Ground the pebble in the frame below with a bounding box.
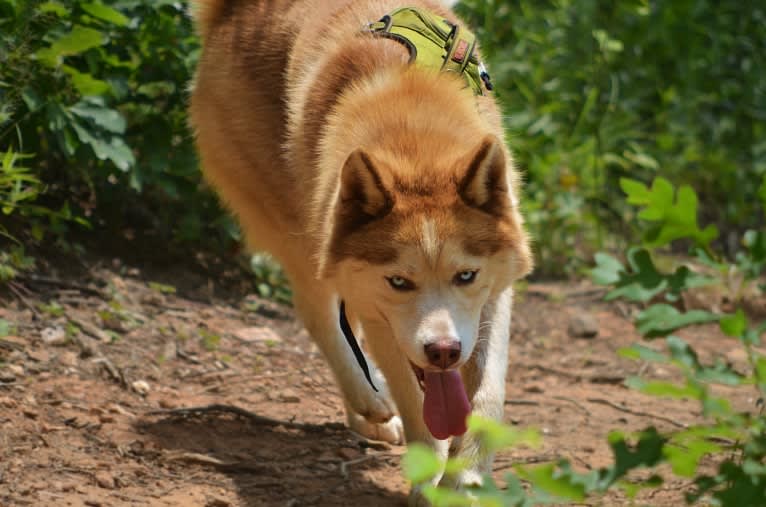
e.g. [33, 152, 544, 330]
[278, 390, 301, 403]
[0, 396, 17, 408]
[59, 351, 79, 367]
[94, 471, 115, 489]
[131, 380, 150, 396]
[567, 313, 599, 338]
[41, 327, 67, 346]
[0, 369, 16, 383]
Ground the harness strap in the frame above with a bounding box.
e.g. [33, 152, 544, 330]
[339, 300, 378, 392]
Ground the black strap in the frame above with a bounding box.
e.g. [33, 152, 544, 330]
[339, 301, 378, 392]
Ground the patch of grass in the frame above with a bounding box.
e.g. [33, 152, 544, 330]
[38, 301, 64, 318]
[148, 282, 176, 295]
[199, 329, 220, 351]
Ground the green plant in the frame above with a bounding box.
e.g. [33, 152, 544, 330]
[250, 254, 292, 305]
[1, 0, 234, 247]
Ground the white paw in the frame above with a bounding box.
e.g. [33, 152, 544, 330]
[347, 413, 404, 445]
[342, 367, 397, 423]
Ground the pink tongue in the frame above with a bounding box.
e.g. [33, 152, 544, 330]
[422, 370, 471, 440]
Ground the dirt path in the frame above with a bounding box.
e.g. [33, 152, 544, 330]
[0, 259, 756, 506]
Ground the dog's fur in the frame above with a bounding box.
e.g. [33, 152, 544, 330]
[189, 0, 532, 499]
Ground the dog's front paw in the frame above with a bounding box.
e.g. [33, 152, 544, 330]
[342, 367, 397, 424]
[347, 413, 404, 444]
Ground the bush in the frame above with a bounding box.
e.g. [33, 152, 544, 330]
[0, 0, 235, 247]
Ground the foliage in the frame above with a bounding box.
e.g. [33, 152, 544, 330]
[405, 177, 765, 505]
[0, 0, 233, 249]
[456, 0, 766, 275]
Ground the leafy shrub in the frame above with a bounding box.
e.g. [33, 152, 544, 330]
[0, 0, 233, 247]
[405, 177, 766, 506]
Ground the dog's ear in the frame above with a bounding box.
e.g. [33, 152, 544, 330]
[339, 149, 393, 218]
[458, 135, 510, 215]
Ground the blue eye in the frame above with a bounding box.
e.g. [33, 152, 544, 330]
[387, 276, 415, 291]
[453, 270, 478, 286]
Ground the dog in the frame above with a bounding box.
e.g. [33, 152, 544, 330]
[189, 0, 532, 501]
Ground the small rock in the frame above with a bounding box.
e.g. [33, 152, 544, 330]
[131, 380, 150, 396]
[99, 413, 116, 424]
[158, 398, 179, 409]
[337, 447, 362, 460]
[233, 326, 282, 344]
[94, 471, 115, 489]
[0, 369, 16, 383]
[0, 396, 17, 408]
[7, 364, 23, 376]
[27, 349, 51, 363]
[41, 327, 67, 346]
[23, 408, 38, 419]
[59, 351, 79, 367]
[205, 498, 231, 507]
[568, 313, 599, 338]
[278, 390, 300, 403]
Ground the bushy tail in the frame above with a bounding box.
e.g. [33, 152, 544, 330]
[190, 0, 226, 38]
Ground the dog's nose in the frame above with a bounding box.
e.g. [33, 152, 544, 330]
[424, 340, 461, 370]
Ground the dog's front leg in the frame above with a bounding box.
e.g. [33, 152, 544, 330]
[442, 286, 513, 490]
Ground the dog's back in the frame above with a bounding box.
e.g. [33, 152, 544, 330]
[189, 0, 476, 256]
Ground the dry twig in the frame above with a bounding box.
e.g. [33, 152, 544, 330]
[586, 397, 686, 428]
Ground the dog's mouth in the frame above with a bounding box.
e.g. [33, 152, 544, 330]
[409, 361, 471, 440]
[410, 361, 426, 391]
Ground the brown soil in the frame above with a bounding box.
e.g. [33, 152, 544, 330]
[0, 256, 761, 507]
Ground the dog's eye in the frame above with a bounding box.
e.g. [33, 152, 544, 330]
[387, 276, 415, 291]
[453, 270, 478, 286]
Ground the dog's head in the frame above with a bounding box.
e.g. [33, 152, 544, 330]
[318, 133, 532, 373]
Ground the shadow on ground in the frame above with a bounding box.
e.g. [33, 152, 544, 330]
[138, 411, 407, 507]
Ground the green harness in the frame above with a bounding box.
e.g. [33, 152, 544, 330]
[364, 7, 493, 96]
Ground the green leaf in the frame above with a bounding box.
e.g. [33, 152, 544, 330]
[70, 102, 126, 134]
[520, 463, 586, 501]
[148, 282, 176, 294]
[0, 318, 10, 337]
[720, 309, 747, 338]
[81, 2, 129, 26]
[21, 88, 43, 113]
[402, 443, 442, 484]
[635, 304, 719, 338]
[620, 178, 651, 204]
[626, 377, 704, 399]
[619, 344, 668, 363]
[62, 65, 111, 95]
[421, 485, 474, 507]
[664, 438, 720, 477]
[69, 116, 135, 171]
[605, 428, 666, 483]
[590, 252, 624, 286]
[37, 26, 104, 62]
[467, 415, 541, 453]
[39, 1, 68, 16]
